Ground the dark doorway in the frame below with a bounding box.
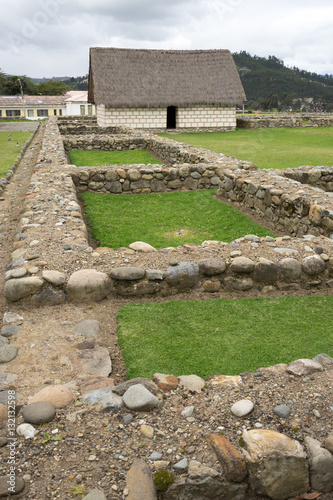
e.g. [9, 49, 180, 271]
[167, 106, 176, 129]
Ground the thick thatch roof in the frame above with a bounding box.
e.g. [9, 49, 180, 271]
[88, 48, 246, 107]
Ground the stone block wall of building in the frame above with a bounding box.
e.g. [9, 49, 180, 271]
[177, 105, 235, 129]
[97, 104, 236, 130]
[97, 105, 167, 128]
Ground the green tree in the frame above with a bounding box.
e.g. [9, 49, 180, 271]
[0, 68, 5, 94]
[264, 92, 279, 110]
[1, 75, 38, 95]
[37, 80, 71, 95]
[279, 92, 295, 111]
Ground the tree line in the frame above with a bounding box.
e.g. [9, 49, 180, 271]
[0, 70, 89, 96]
[233, 51, 333, 112]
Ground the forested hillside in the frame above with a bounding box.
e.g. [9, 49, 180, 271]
[233, 51, 333, 111]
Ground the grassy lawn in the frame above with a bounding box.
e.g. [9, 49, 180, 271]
[69, 149, 162, 166]
[117, 295, 333, 379]
[160, 127, 333, 169]
[81, 189, 275, 249]
[0, 132, 32, 177]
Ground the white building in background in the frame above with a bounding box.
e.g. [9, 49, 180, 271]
[88, 47, 246, 130]
[0, 91, 96, 120]
[63, 91, 96, 116]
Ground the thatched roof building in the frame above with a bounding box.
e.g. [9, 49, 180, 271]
[88, 47, 245, 107]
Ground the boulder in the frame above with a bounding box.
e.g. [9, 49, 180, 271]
[152, 373, 179, 391]
[83, 388, 123, 412]
[280, 258, 302, 280]
[112, 378, 161, 397]
[253, 260, 278, 282]
[207, 433, 247, 482]
[126, 459, 157, 500]
[33, 287, 66, 305]
[115, 281, 159, 296]
[188, 460, 219, 480]
[129, 241, 157, 253]
[73, 320, 101, 338]
[109, 267, 145, 280]
[178, 375, 205, 393]
[313, 353, 333, 367]
[28, 385, 74, 408]
[22, 402, 56, 424]
[165, 476, 247, 500]
[0, 475, 25, 497]
[205, 375, 242, 389]
[231, 400, 254, 417]
[82, 489, 107, 500]
[0, 345, 19, 363]
[227, 277, 254, 291]
[165, 262, 199, 289]
[42, 270, 66, 285]
[230, 257, 255, 274]
[286, 358, 323, 376]
[242, 429, 309, 499]
[79, 375, 115, 395]
[305, 436, 333, 492]
[198, 258, 227, 276]
[302, 255, 325, 275]
[4, 277, 44, 301]
[3, 312, 23, 325]
[70, 347, 112, 377]
[66, 269, 112, 302]
[122, 384, 159, 411]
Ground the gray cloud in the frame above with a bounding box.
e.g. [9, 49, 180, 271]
[0, 0, 332, 77]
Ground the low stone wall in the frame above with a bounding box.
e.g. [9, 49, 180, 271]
[237, 113, 333, 129]
[62, 132, 255, 169]
[0, 122, 41, 196]
[72, 164, 222, 194]
[282, 165, 333, 192]
[219, 167, 333, 238]
[3, 116, 333, 305]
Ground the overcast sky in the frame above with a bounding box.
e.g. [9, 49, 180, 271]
[1, 0, 332, 78]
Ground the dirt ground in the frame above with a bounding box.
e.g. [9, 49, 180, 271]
[0, 123, 332, 500]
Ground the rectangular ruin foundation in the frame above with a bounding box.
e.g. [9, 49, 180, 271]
[3, 116, 333, 305]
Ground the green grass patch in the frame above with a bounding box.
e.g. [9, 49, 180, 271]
[160, 127, 333, 169]
[117, 295, 333, 379]
[69, 149, 162, 166]
[0, 119, 30, 122]
[81, 189, 275, 249]
[0, 132, 32, 177]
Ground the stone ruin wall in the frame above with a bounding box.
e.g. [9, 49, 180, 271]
[237, 112, 333, 129]
[3, 116, 333, 305]
[2, 117, 333, 500]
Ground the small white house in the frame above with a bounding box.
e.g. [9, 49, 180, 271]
[88, 47, 246, 130]
[63, 91, 96, 116]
